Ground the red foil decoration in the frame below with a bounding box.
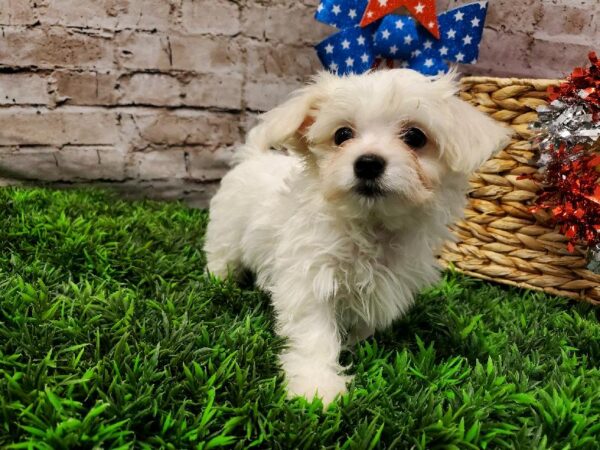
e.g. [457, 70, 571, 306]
[532, 144, 600, 252]
[548, 51, 600, 121]
[532, 52, 600, 254]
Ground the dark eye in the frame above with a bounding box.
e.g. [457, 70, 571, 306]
[334, 127, 354, 145]
[401, 127, 427, 149]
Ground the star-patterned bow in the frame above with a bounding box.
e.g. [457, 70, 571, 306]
[315, 0, 376, 73]
[360, 0, 439, 39]
[315, 0, 488, 76]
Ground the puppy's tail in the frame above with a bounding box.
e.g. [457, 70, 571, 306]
[245, 120, 272, 153]
[233, 80, 324, 164]
[228, 116, 277, 166]
[230, 120, 287, 165]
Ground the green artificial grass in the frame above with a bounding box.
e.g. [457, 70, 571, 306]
[1, 187, 600, 449]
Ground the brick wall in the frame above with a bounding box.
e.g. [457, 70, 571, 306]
[0, 0, 597, 206]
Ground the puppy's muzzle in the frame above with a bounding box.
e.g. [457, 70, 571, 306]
[354, 154, 386, 197]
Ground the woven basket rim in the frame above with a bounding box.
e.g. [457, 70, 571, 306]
[445, 74, 600, 304]
[460, 75, 562, 88]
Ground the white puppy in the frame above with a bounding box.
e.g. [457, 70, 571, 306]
[204, 69, 511, 404]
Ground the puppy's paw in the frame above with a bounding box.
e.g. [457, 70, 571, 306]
[206, 261, 229, 279]
[286, 371, 352, 406]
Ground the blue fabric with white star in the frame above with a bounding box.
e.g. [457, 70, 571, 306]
[315, 0, 368, 29]
[314, 0, 488, 76]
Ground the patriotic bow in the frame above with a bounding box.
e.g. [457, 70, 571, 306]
[315, 0, 488, 76]
[360, 0, 440, 39]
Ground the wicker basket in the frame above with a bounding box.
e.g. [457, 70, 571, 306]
[439, 76, 600, 305]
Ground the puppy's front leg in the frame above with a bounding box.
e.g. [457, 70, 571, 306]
[273, 278, 349, 405]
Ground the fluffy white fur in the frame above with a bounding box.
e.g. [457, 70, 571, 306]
[204, 69, 511, 405]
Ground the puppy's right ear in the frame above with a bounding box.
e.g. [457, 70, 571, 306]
[246, 76, 329, 153]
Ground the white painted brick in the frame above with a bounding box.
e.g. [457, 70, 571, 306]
[114, 31, 172, 71]
[0, 27, 114, 69]
[36, 0, 120, 29]
[187, 145, 235, 181]
[127, 150, 187, 179]
[244, 40, 322, 81]
[119, 73, 182, 106]
[530, 38, 593, 79]
[169, 35, 242, 73]
[0, 109, 119, 146]
[117, 72, 243, 109]
[0, 0, 37, 25]
[50, 70, 119, 105]
[240, 112, 260, 136]
[35, 0, 179, 30]
[126, 110, 241, 147]
[115, 0, 181, 30]
[96, 147, 128, 180]
[535, 3, 598, 46]
[0, 149, 61, 181]
[244, 79, 301, 112]
[0, 73, 50, 105]
[182, 0, 240, 35]
[264, 4, 330, 45]
[0, 145, 126, 181]
[184, 73, 243, 109]
[56, 145, 127, 180]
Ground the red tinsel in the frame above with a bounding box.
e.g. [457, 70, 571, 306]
[548, 51, 600, 121]
[532, 143, 600, 253]
[532, 52, 600, 254]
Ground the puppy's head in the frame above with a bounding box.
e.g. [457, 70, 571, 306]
[248, 69, 512, 220]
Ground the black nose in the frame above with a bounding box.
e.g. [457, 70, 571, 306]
[354, 154, 386, 180]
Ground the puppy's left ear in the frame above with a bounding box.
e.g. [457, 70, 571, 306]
[443, 95, 513, 174]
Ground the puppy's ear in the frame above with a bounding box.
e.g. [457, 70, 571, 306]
[443, 95, 513, 173]
[246, 78, 327, 153]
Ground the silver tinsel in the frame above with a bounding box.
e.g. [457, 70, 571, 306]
[530, 97, 600, 274]
[530, 98, 600, 169]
